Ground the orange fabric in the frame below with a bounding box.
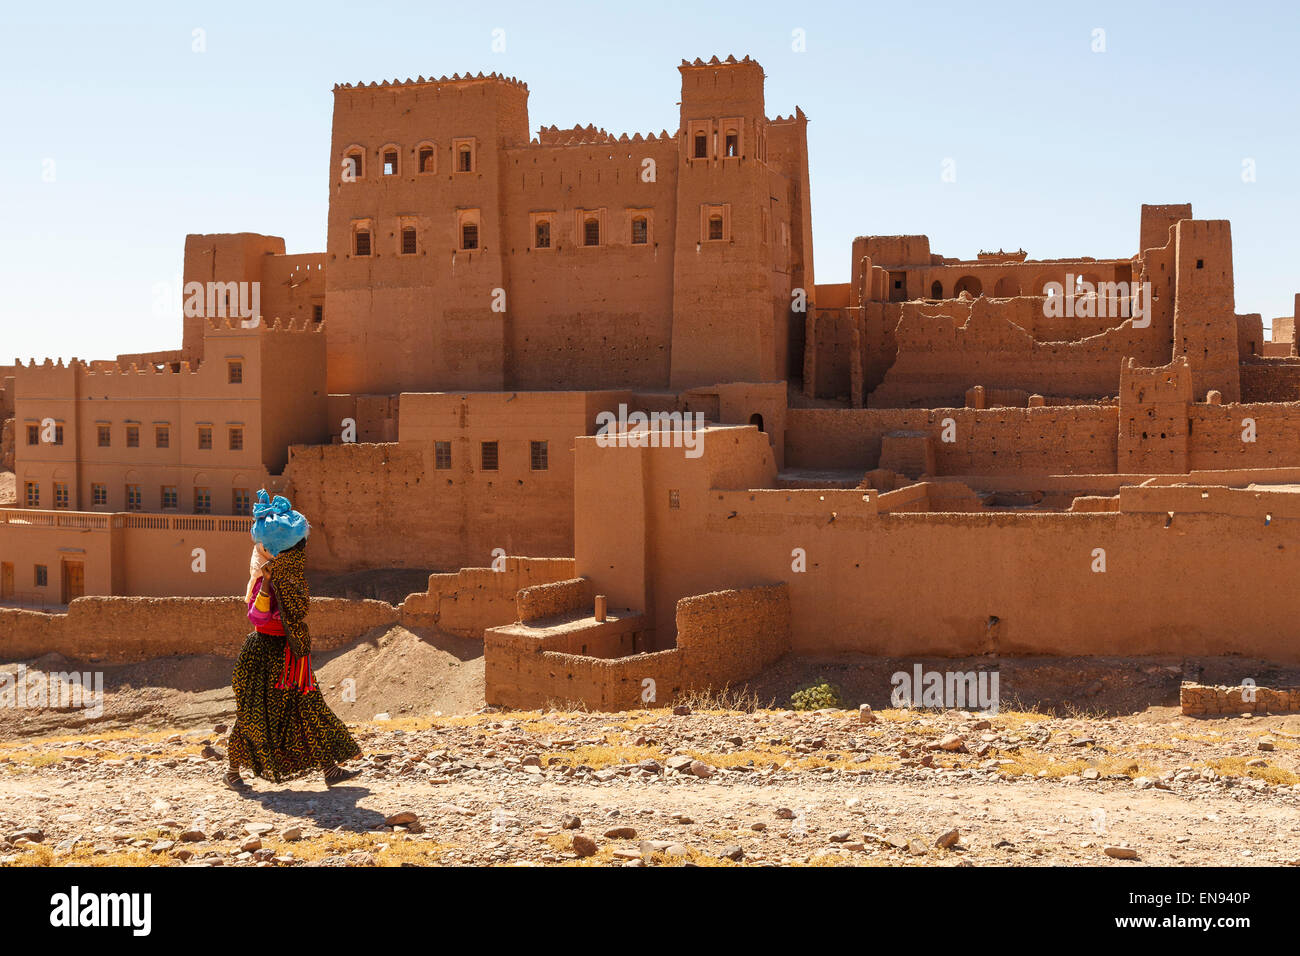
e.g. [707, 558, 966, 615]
[274, 643, 318, 693]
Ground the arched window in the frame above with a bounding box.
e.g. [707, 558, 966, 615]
[457, 144, 473, 172]
[417, 144, 435, 174]
[583, 217, 600, 246]
[382, 147, 399, 176]
[461, 222, 479, 250]
[749, 412, 764, 433]
[725, 129, 739, 157]
[953, 275, 983, 297]
[930, 280, 943, 298]
[342, 148, 364, 181]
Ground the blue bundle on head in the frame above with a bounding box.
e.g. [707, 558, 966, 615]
[250, 489, 310, 556]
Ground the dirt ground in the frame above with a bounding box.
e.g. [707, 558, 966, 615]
[0, 628, 1298, 867]
[0, 704, 1297, 868]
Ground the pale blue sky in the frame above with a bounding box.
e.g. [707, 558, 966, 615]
[2, 0, 1297, 363]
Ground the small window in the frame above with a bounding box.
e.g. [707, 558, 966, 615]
[694, 133, 707, 158]
[53, 424, 64, 446]
[156, 425, 169, 448]
[461, 222, 478, 250]
[344, 151, 363, 180]
[530, 440, 548, 471]
[354, 230, 371, 257]
[34, 565, 48, 588]
[708, 215, 723, 241]
[480, 440, 499, 471]
[434, 441, 452, 470]
[418, 146, 435, 173]
[725, 129, 738, 157]
[1196, 259, 1204, 269]
[312, 304, 323, 323]
[198, 426, 213, 450]
[23, 482, 39, 507]
[584, 217, 600, 247]
[193, 487, 211, 515]
[25, 424, 38, 445]
[383, 149, 398, 175]
[125, 484, 142, 512]
[535, 220, 551, 249]
[53, 482, 69, 509]
[668, 489, 680, 509]
[233, 488, 251, 515]
[161, 486, 178, 510]
[126, 424, 139, 448]
[228, 360, 243, 384]
[91, 483, 107, 506]
[97, 424, 111, 448]
[229, 426, 243, 451]
[402, 226, 418, 255]
[631, 216, 648, 245]
[458, 144, 473, 172]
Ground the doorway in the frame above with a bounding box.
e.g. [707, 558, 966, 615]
[61, 560, 84, 604]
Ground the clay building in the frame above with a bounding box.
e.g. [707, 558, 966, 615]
[5, 56, 1300, 712]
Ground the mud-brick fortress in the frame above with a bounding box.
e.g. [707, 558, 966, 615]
[4, 55, 1300, 709]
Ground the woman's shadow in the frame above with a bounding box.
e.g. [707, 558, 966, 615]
[236, 782, 388, 834]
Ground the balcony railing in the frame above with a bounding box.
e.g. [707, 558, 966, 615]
[0, 508, 253, 533]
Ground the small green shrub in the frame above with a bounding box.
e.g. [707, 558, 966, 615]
[789, 679, 844, 711]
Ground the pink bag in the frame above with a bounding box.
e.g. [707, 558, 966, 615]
[247, 577, 283, 633]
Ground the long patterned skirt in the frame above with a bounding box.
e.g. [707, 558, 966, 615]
[226, 631, 362, 782]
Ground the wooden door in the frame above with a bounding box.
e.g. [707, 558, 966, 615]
[0, 563, 12, 600]
[61, 561, 84, 603]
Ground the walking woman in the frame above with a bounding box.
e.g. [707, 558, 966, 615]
[224, 490, 362, 790]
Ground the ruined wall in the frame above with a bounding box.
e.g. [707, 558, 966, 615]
[785, 406, 1118, 475]
[1240, 361, 1300, 403]
[1188, 401, 1300, 471]
[0, 596, 397, 663]
[868, 305, 1161, 408]
[400, 557, 577, 637]
[516, 576, 593, 622]
[1180, 682, 1300, 716]
[484, 583, 789, 709]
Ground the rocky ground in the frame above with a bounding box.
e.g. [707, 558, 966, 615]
[1, 702, 1298, 867]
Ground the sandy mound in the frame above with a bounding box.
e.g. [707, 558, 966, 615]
[315, 625, 484, 721]
[0, 625, 485, 738]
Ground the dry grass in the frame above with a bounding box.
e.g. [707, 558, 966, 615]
[1203, 757, 1299, 786]
[994, 749, 1162, 780]
[3, 842, 176, 867]
[675, 684, 773, 713]
[541, 743, 662, 769]
[260, 831, 450, 865]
